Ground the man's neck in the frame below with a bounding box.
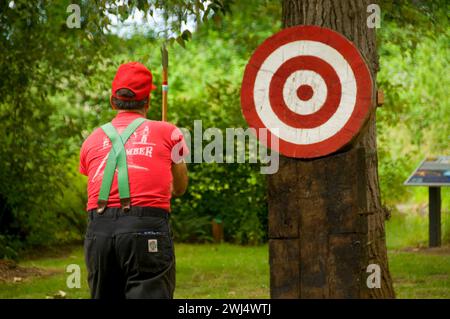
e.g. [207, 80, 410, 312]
[118, 109, 146, 116]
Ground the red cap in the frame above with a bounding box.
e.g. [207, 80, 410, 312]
[111, 62, 157, 100]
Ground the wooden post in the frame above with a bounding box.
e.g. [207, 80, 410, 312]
[269, 0, 395, 298]
[376, 90, 384, 107]
[269, 147, 369, 298]
[212, 219, 224, 243]
[428, 187, 441, 247]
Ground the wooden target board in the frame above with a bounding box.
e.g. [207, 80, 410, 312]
[241, 25, 373, 158]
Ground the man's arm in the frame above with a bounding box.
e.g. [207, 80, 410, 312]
[171, 161, 188, 197]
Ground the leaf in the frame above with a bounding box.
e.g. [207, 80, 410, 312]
[181, 29, 192, 41]
[176, 36, 186, 48]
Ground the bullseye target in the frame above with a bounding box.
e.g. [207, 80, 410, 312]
[240, 25, 373, 158]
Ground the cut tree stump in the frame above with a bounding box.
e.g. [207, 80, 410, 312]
[269, 147, 371, 298]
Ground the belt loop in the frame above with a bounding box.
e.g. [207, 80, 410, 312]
[97, 200, 107, 214]
[120, 198, 131, 213]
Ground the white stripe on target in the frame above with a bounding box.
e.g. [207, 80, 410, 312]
[254, 40, 357, 145]
[283, 70, 328, 115]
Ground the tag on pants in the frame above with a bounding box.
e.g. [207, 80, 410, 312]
[148, 239, 158, 252]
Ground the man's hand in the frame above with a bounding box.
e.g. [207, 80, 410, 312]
[171, 161, 188, 197]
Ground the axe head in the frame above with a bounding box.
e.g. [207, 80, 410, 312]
[161, 44, 168, 69]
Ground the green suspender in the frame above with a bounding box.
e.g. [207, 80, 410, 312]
[97, 117, 146, 213]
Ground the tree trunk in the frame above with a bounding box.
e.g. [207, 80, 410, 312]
[269, 0, 395, 298]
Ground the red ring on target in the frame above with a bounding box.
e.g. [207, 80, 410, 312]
[240, 25, 373, 158]
[269, 55, 342, 129]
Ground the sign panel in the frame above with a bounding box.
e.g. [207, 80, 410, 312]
[404, 156, 450, 186]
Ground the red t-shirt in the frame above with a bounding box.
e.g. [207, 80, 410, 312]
[79, 112, 189, 212]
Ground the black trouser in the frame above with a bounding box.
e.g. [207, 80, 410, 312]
[84, 206, 175, 299]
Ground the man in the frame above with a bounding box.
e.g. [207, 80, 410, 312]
[79, 62, 189, 299]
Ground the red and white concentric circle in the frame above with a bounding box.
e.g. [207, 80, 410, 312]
[241, 25, 373, 158]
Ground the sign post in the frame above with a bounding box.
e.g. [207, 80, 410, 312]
[404, 156, 450, 247]
[429, 187, 441, 247]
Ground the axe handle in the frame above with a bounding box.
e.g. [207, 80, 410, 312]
[162, 68, 168, 121]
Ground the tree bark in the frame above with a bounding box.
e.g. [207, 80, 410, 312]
[269, 0, 395, 298]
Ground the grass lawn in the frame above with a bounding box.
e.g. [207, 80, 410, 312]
[0, 242, 449, 299]
[388, 249, 450, 299]
[0, 243, 269, 299]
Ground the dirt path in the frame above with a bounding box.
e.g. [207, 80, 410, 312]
[0, 259, 59, 283]
[0, 244, 78, 283]
[395, 245, 450, 255]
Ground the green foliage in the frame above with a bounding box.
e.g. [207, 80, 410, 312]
[377, 15, 449, 203]
[104, 0, 233, 47]
[0, 0, 448, 256]
[170, 215, 212, 243]
[0, 0, 111, 257]
[380, 0, 448, 46]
